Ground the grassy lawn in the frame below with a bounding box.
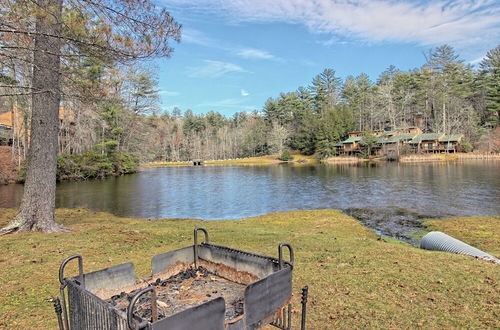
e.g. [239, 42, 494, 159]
[0, 209, 498, 329]
[424, 216, 500, 256]
[143, 154, 317, 167]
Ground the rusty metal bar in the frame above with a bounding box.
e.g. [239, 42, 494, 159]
[287, 303, 292, 330]
[270, 303, 292, 330]
[151, 286, 158, 323]
[58, 255, 84, 330]
[278, 242, 294, 270]
[193, 227, 209, 268]
[300, 286, 309, 330]
[127, 286, 157, 330]
[53, 298, 64, 330]
[59, 254, 84, 287]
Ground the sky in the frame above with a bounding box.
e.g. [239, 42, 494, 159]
[153, 0, 500, 116]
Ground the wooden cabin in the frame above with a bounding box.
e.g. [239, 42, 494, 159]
[410, 133, 444, 152]
[341, 137, 363, 154]
[0, 106, 14, 146]
[379, 133, 418, 155]
[336, 128, 465, 157]
[438, 134, 464, 152]
[0, 104, 73, 147]
[348, 131, 363, 138]
[400, 126, 422, 135]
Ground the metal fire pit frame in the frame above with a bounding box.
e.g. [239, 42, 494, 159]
[55, 227, 309, 330]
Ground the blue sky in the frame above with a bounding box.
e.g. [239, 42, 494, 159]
[154, 0, 500, 116]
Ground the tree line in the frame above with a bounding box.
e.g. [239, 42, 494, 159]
[2, 44, 499, 166]
[137, 44, 500, 161]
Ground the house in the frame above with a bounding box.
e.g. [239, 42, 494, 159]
[0, 104, 73, 146]
[438, 134, 464, 152]
[409, 133, 444, 152]
[347, 131, 363, 138]
[340, 137, 363, 155]
[379, 133, 419, 155]
[0, 123, 12, 145]
[400, 126, 422, 134]
[0, 106, 14, 145]
[336, 126, 464, 157]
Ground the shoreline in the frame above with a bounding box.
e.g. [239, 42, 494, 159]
[399, 152, 500, 163]
[144, 153, 500, 168]
[143, 154, 317, 167]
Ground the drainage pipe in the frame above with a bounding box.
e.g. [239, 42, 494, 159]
[420, 231, 499, 264]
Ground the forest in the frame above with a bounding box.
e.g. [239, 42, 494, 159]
[1, 12, 499, 166]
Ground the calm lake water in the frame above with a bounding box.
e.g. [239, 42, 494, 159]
[1, 161, 499, 222]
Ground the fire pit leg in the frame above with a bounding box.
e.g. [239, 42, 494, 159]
[53, 298, 64, 330]
[193, 227, 209, 268]
[278, 242, 294, 270]
[300, 286, 309, 330]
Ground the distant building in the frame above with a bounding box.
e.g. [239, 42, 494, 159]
[0, 102, 14, 145]
[409, 133, 444, 152]
[336, 126, 464, 156]
[0, 103, 74, 146]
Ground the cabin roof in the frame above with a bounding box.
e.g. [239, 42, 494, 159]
[440, 134, 463, 142]
[378, 133, 417, 144]
[342, 137, 362, 143]
[397, 134, 418, 142]
[410, 133, 443, 143]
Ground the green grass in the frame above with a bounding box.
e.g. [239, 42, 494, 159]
[143, 154, 318, 167]
[424, 216, 500, 256]
[143, 161, 191, 167]
[0, 209, 498, 329]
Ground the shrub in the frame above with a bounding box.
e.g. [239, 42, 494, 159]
[460, 139, 473, 153]
[18, 149, 139, 183]
[278, 149, 292, 161]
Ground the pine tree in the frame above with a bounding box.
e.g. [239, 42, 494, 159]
[0, 0, 181, 234]
[479, 46, 500, 126]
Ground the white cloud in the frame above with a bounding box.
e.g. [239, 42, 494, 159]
[181, 29, 281, 62]
[237, 48, 275, 60]
[187, 60, 248, 78]
[164, 0, 500, 54]
[469, 56, 486, 65]
[158, 90, 180, 97]
[182, 28, 215, 47]
[241, 89, 249, 96]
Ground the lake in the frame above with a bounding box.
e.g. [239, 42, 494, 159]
[1, 161, 498, 241]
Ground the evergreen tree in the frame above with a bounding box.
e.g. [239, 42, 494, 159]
[479, 46, 500, 126]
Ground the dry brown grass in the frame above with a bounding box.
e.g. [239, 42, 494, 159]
[400, 153, 500, 163]
[0, 209, 498, 329]
[424, 216, 500, 257]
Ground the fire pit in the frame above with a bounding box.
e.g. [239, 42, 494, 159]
[55, 228, 309, 330]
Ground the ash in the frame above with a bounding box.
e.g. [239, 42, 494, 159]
[106, 266, 245, 321]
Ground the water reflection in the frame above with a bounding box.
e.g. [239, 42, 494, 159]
[0, 161, 498, 219]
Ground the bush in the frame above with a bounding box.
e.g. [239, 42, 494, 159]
[41, 149, 138, 182]
[460, 139, 473, 153]
[278, 149, 292, 161]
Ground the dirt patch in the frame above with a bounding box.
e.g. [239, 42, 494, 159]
[0, 146, 18, 184]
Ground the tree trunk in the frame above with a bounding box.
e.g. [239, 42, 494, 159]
[442, 102, 446, 134]
[1, 0, 66, 234]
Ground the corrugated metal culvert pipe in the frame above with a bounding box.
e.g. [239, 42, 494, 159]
[420, 231, 499, 264]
